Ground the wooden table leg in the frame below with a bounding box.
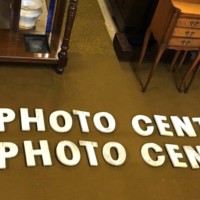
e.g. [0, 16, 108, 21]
[184, 62, 200, 93]
[139, 28, 151, 64]
[142, 45, 165, 92]
[57, 0, 79, 74]
[175, 51, 187, 72]
[178, 51, 200, 92]
[169, 50, 181, 71]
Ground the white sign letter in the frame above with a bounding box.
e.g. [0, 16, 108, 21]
[49, 111, 72, 133]
[56, 141, 80, 166]
[165, 144, 187, 168]
[0, 142, 18, 169]
[93, 112, 116, 133]
[102, 142, 126, 166]
[20, 108, 45, 131]
[23, 140, 52, 167]
[72, 110, 90, 133]
[154, 115, 173, 136]
[132, 115, 154, 136]
[79, 140, 98, 166]
[170, 116, 197, 137]
[141, 143, 165, 167]
[0, 108, 15, 132]
[183, 146, 200, 169]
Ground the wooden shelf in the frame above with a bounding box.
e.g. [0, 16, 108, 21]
[0, 0, 79, 73]
[0, 30, 61, 64]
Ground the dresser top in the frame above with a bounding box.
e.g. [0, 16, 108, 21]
[172, 1, 200, 15]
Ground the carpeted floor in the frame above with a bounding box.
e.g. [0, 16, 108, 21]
[0, 0, 200, 200]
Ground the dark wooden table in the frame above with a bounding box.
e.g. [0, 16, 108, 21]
[0, 0, 79, 73]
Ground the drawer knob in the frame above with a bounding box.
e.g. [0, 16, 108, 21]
[185, 31, 195, 36]
[190, 21, 200, 27]
[181, 40, 191, 46]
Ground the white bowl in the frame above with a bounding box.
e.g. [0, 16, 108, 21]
[19, 9, 42, 29]
[21, 0, 43, 10]
[19, 0, 43, 29]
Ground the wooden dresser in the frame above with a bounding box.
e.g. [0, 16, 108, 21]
[139, 0, 200, 92]
[170, 1, 200, 49]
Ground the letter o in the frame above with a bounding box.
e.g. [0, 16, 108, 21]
[56, 141, 81, 166]
[49, 111, 73, 133]
[93, 112, 116, 133]
[102, 142, 126, 166]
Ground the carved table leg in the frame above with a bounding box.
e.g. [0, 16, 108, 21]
[184, 62, 200, 93]
[57, 0, 79, 74]
[178, 51, 200, 92]
[139, 28, 151, 64]
[175, 51, 187, 72]
[169, 50, 181, 72]
[142, 45, 165, 92]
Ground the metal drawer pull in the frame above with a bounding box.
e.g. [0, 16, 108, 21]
[185, 31, 195, 36]
[190, 21, 200, 27]
[181, 40, 191, 46]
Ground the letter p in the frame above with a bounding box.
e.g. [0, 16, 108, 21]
[0, 142, 18, 169]
[0, 109, 15, 132]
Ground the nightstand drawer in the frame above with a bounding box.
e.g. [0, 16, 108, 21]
[172, 27, 200, 38]
[168, 37, 200, 47]
[176, 18, 200, 28]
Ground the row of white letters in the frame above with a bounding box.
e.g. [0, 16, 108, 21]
[1, 140, 200, 169]
[0, 140, 126, 169]
[0, 108, 200, 136]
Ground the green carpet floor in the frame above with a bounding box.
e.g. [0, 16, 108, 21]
[0, 0, 200, 200]
[69, 0, 114, 56]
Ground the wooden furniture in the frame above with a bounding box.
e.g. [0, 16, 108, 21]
[0, 0, 79, 73]
[108, 0, 158, 32]
[139, 0, 200, 92]
[179, 51, 200, 92]
[108, 0, 158, 61]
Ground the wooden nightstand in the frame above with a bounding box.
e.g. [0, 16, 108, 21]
[139, 0, 200, 92]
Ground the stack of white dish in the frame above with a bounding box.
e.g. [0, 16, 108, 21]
[19, 0, 43, 29]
